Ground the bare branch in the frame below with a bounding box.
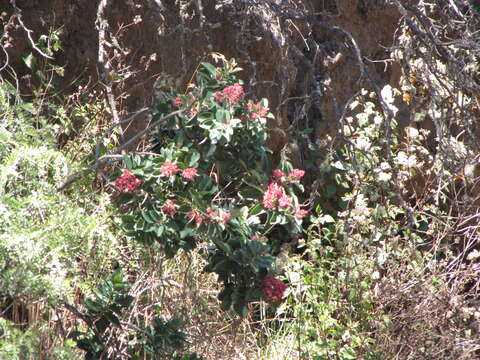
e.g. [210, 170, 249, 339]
[9, 0, 55, 60]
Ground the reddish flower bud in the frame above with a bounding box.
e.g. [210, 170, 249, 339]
[263, 276, 287, 302]
[187, 209, 203, 226]
[295, 206, 309, 219]
[162, 200, 177, 217]
[172, 96, 183, 107]
[272, 169, 285, 180]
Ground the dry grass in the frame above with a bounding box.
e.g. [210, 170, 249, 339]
[374, 246, 480, 359]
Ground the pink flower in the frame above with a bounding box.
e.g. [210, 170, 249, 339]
[206, 207, 231, 224]
[189, 108, 198, 117]
[162, 200, 177, 217]
[206, 206, 218, 217]
[216, 83, 244, 106]
[187, 209, 203, 226]
[246, 101, 269, 120]
[172, 96, 183, 107]
[257, 103, 269, 117]
[219, 210, 231, 224]
[262, 182, 291, 210]
[289, 168, 305, 181]
[160, 162, 180, 177]
[278, 194, 291, 208]
[272, 169, 285, 181]
[115, 170, 142, 192]
[295, 206, 309, 219]
[247, 101, 269, 120]
[181, 167, 197, 181]
[263, 276, 287, 302]
[252, 234, 267, 242]
[214, 91, 224, 104]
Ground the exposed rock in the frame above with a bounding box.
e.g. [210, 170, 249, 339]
[1, 0, 402, 153]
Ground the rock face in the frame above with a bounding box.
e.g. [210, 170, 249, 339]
[0, 0, 400, 148]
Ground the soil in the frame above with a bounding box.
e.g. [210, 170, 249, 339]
[0, 0, 402, 152]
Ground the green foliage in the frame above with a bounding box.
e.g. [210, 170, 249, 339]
[0, 79, 118, 304]
[0, 55, 118, 357]
[70, 270, 133, 358]
[71, 270, 190, 359]
[0, 319, 80, 360]
[280, 226, 378, 360]
[264, 86, 442, 359]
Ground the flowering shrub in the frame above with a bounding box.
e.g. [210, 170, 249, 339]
[114, 56, 307, 316]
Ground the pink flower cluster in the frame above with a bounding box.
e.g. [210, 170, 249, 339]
[187, 209, 204, 226]
[214, 83, 244, 106]
[181, 167, 197, 181]
[246, 101, 269, 120]
[295, 206, 309, 219]
[206, 207, 231, 224]
[262, 182, 291, 209]
[159, 162, 180, 177]
[162, 200, 177, 217]
[115, 170, 142, 192]
[289, 168, 305, 181]
[272, 169, 285, 181]
[272, 168, 305, 182]
[172, 96, 183, 107]
[159, 162, 197, 181]
[252, 234, 267, 242]
[263, 276, 287, 302]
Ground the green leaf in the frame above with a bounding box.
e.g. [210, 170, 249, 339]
[215, 107, 226, 123]
[22, 53, 37, 71]
[233, 294, 248, 318]
[251, 255, 274, 273]
[19, 102, 36, 114]
[123, 154, 133, 169]
[325, 184, 337, 198]
[220, 296, 232, 312]
[111, 269, 124, 284]
[84, 299, 101, 314]
[116, 295, 134, 308]
[249, 204, 263, 216]
[201, 62, 217, 77]
[212, 259, 230, 274]
[332, 161, 345, 170]
[218, 287, 233, 302]
[141, 211, 155, 223]
[105, 312, 121, 327]
[247, 240, 268, 255]
[214, 240, 232, 255]
[155, 225, 165, 237]
[180, 227, 194, 239]
[245, 287, 263, 302]
[188, 152, 200, 167]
